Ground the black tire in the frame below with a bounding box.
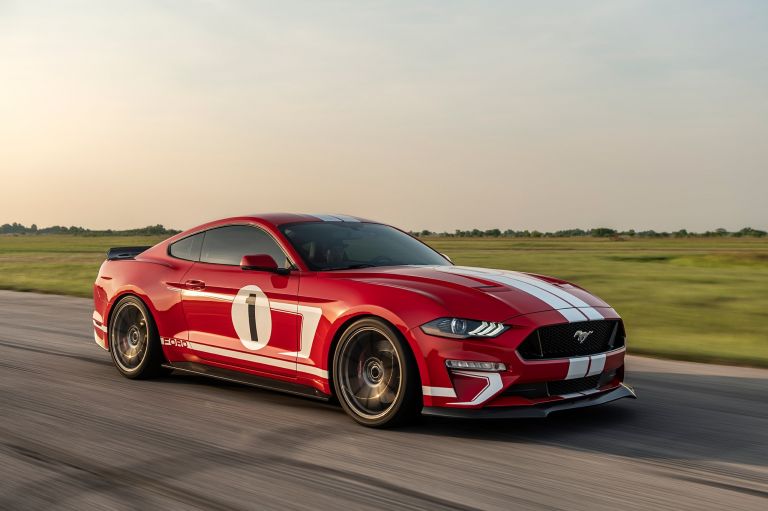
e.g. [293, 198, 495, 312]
[332, 318, 421, 427]
[109, 296, 167, 379]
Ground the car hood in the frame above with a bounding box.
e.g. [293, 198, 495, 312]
[328, 265, 611, 321]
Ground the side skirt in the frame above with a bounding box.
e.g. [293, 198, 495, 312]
[162, 361, 331, 401]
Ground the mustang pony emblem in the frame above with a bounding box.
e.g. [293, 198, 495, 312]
[573, 330, 594, 343]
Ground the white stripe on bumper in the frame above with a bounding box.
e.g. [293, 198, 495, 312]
[422, 386, 457, 398]
[448, 371, 503, 405]
[586, 353, 606, 376]
[566, 353, 611, 379]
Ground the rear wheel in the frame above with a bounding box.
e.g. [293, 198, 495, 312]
[333, 318, 421, 427]
[109, 296, 167, 379]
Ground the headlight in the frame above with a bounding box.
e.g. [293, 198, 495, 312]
[420, 318, 508, 339]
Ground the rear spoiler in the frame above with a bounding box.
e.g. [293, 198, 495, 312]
[106, 246, 151, 261]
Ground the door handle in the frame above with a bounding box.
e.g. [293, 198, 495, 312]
[184, 279, 206, 290]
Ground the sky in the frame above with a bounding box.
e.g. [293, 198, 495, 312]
[1, 0, 767, 232]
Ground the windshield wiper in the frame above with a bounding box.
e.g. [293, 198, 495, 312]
[324, 263, 377, 271]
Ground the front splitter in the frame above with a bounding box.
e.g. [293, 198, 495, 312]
[422, 383, 636, 419]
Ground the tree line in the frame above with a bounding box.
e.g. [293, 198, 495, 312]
[412, 227, 767, 238]
[2, 222, 765, 238]
[0, 222, 180, 236]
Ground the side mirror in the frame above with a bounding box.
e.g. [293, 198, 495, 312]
[441, 253, 453, 264]
[240, 254, 290, 275]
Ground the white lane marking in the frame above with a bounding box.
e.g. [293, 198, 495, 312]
[92, 319, 107, 333]
[587, 353, 606, 376]
[566, 357, 590, 379]
[448, 371, 503, 405]
[187, 341, 328, 379]
[422, 386, 457, 398]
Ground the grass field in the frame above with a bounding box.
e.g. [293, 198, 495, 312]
[1, 234, 767, 367]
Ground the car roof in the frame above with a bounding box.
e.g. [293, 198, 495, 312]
[209, 213, 376, 228]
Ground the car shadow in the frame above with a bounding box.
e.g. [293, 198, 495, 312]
[407, 371, 768, 470]
[155, 367, 767, 469]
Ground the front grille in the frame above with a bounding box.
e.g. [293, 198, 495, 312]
[547, 375, 600, 395]
[517, 320, 624, 360]
[503, 375, 602, 399]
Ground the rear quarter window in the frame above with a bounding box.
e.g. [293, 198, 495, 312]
[169, 232, 204, 261]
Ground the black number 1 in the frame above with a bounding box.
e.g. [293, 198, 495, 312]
[246, 293, 258, 342]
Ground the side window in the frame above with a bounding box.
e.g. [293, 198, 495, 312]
[169, 232, 204, 261]
[200, 225, 289, 267]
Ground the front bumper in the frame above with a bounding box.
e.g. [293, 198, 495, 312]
[409, 308, 629, 410]
[422, 383, 636, 418]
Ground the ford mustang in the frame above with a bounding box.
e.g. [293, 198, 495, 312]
[93, 213, 635, 427]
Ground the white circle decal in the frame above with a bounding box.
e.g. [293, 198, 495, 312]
[231, 285, 272, 350]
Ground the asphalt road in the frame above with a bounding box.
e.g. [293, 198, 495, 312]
[0, 290, 765, 510]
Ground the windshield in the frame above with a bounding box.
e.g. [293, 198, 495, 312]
[279, 222, 450, 271]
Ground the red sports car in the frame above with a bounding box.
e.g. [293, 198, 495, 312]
[93, 214, 635, 427]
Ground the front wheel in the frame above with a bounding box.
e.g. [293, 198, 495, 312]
[333, 318, 421, 427]
[109, 296, 167, 379]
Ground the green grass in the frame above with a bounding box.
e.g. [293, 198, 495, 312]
[427, 237, 768, 367]
[0, 235, 168, 297]
[1, 234, 767, 367]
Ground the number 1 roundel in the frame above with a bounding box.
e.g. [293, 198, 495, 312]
[231, 285, 272, 350]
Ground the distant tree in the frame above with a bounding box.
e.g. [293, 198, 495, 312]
[590, 227, 617, 237]
[735, 227, 767, 237]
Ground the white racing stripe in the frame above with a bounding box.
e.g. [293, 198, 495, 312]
[438, 267, 605, 323]
[181, 289, 233, 302]
[277, 304, 324, 359]
[187, 341, 328, 379]
[422, 386, 457, 398]
[586, 353, 606, 376]
[560, 308, 590, 322]
[311, 214, 344, 222]
[178, 289, 324, 364]
[566, 353, 610, 379]
[500, 271, 605, 321]
[566, 357, 590, 380]
[310, 213, 360, 222]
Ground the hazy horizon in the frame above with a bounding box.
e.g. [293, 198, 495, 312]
[2, 1, 767, 233]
